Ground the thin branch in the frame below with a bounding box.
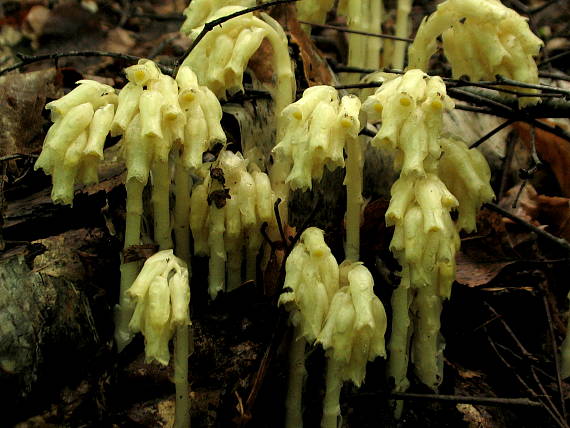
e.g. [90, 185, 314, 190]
[539, 50, 570, 67]
[528, 0, 562, 14]
[529, 119, 570, 144]
[470, 119, 515, 149]
[483, 202, 570, 253]
[352, 391, 542, 407]
[359, 127, 377, 138]
[332, 82, 386, 91]
[452, 79, 565, 99]
[453, 104, 497, 115]
[389, 392, 542, 408]
[484, 301, 538, 361]
[298, 21, 414, 42]
[0, 154, 38, 162]
[174, 0, 298, 74]
[539, 72, 570, 82]
[485, 332, 568, 428]
[448, 88, 570, 143]
[499, 133, 517, 201]
[274, 198, 287, 248]
[447, 87, 515, 115]
[0, 50, 172, 76]
[539, 282, 568, 420]
[530, 366, 569, 428]
[512, 180, 528, 209]
[494, 75, 570, 97]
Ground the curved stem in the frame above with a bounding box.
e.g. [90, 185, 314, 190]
[174, 154, 192, 266]
[285, 323, 307, 428]
[152, 160, 173, 250]
[321, 357, 343, 428]
[174, 324, 191, 428]
[393, 0, 412, 70]
[115, 179, 145, 352]
[387, 284, 412, 419]
[344, 136, 363, 261]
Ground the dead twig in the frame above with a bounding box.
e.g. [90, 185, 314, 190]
[470, 119, 516, 149]
[484, 202, 570, 253]
[486, 331, 568, 428]
[484, 301, 538, 361]
[498, 132, 517, 201]
[387, 392, 542, 408]
[539, 281, 568, 421]
[298, 21, 414, 42]
[0, 51, 172, 76]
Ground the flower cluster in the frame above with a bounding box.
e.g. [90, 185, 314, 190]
[191, 150, 275, 298]
[34, 80, 117, 205]
[127, 250, 190, 365]
[273, 86, 362, 190]
[180, 2, 295, 115]
[278, 227, 340, 341]
[363, 69, 493, 393]
[318, 261, 387, 386]
[408, 0, 543, 105]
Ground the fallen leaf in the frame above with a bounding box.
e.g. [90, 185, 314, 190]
[280, 5, 336, 86]
[22, 5, 51, 47]
[456, 251, 515, 288]
[513, 121, 570, 197]
[104, 27, 136, 53]
[535, 194, 570, 241]
[502, 184, 570, 242]
[0, 68, 62, 157]
[456, 403, 500, 428]
[499, 184, 539, 224]
[269, 4, 336, 87]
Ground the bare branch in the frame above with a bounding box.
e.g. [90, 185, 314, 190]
[298, 21, 414, 42]
[0, 50, 172, 76]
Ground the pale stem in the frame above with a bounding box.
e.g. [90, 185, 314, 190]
[174, 323, 190, 428]
[257, 19, 295, 122]
[387, 284, 412, 419]
[246, 228, 263, 282]
[114, 178, 144, 352]
[152, 160, 173, 250]
[226, 244, 242, 293]
[208, 204, 226, 299]
[174, 155, 192, 267]
[366, 0, 383, 69]
[285, 323, 307, 428]
[343, 0, 368, 85]
[344, 136, 363, 261]
[411, 281, 443, 390]
[393, 0, 412, 70]
[321, 357, 343, 428]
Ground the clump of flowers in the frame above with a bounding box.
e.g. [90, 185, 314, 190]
[407, 0, 543, 105]
[363, 69, 494, 416]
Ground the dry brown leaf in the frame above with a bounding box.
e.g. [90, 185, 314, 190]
[456, 251, 514, 288]
[272, 4, 335, 87]
[502, 184, 570, 242]
[499, 184, 539, 224]
[0, 68, 61, 157]
[22, 5, 51, 46]
[104, 27, 136, 53]
[535, 194, 570, 241]
[513, 121, 570, 197]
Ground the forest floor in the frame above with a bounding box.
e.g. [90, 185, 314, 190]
[1, 0, 570, 427]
